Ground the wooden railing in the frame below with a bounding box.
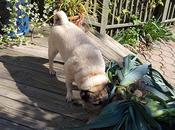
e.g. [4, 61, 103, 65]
[85, 0, 175, 36]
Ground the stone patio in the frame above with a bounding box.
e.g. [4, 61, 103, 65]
[139, 40, 175, 86]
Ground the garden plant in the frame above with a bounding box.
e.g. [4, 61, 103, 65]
[113, 20, 174, 51]
[74, 54, 175, 130]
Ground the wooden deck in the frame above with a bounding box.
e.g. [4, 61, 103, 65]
[0, 32, 131, 130]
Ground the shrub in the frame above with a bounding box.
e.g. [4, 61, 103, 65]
[113, 20, 173, 47]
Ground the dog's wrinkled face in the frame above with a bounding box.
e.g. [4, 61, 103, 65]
[80, 83, 109, 105]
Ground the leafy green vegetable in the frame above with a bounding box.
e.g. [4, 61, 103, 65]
[73, 54, 175, 130]
[74, 101, 161, 130]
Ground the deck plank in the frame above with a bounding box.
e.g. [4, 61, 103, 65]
[0, 78, 88, 120]
[0, 49, 65, 80]
[0, 62, 66, 94]
[0, 118, 34, 130]
[0, 95, 83, 130]
[10, 45, 63, 63]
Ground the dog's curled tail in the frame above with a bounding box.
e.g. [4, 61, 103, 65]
[54, 11, 69, 25]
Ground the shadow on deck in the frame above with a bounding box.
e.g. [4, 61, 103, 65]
[0, 32, 131, 130]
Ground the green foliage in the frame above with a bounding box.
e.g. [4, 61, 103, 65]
[43, 0, 56, 23]
[29, 2, 43, 30]
[106, 55, 148, 86]
[58, 0, 90, 17]
[75, 54, 175, 130]
[75, 100, 161, 130]
[171, 33, 175, 42]
[113, 27, 140, 45]
[113, 20, 173, 46]
[143, 21, 172, 42]
[29, 0, 56, 34]
[147, 99, 175, 124]
[0, 0, 57, 48]
[152, 0, 164, 6]
[0, 0, 29, 48]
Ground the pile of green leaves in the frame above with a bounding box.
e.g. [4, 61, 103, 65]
[113, 20, 173, 46]
[74, 54, 175, 130]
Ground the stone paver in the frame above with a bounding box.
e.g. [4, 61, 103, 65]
[150, 49, 162, 55]
[161, 51, 173, 58]
[149, 60, 162, 69]
[139, 40, 175, 86]
[150, 55, 163, 62]
[162, 64, 175, 71]
[162, 68, 175, 79]
[161, 45, 172, 52]
[161, 56, 174, 64]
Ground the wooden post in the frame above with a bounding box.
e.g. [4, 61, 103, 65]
[162, 0, 170, 22]
[100, 0, 109, 36]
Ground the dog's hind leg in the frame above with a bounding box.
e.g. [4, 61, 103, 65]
[48, 44, 58, 75]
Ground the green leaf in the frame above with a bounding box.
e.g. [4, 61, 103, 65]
[73, 101, 125, 129]
[113, 115, 127, 130]
[18, 5, 23, 10]
[133, 102, 161, 130]
[122, 54, 141, 76]
[119, 54, 147, 86]
[129, 106, 138, 130]
[146, 68, 175, 99]
[146, 94, 166, 107]
[145, 86, 169, 101]
[120, 64, 149, 86]
[99, 100, 130, 116]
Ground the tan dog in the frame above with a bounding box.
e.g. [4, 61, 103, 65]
[48, 11, 109, 104]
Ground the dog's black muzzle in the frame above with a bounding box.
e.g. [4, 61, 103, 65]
[80, 83, 115, 106]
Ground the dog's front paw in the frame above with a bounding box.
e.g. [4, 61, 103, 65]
[66, 93, 73, 103]
[49, 69, 56, 76]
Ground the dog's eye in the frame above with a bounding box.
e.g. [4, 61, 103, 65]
[106, 83, 114, 91]
[80, 90, 90, 102]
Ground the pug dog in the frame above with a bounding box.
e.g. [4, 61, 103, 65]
[48, 11, 109, 105]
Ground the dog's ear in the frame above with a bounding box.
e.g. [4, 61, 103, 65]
[80, 90, 90, 102]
